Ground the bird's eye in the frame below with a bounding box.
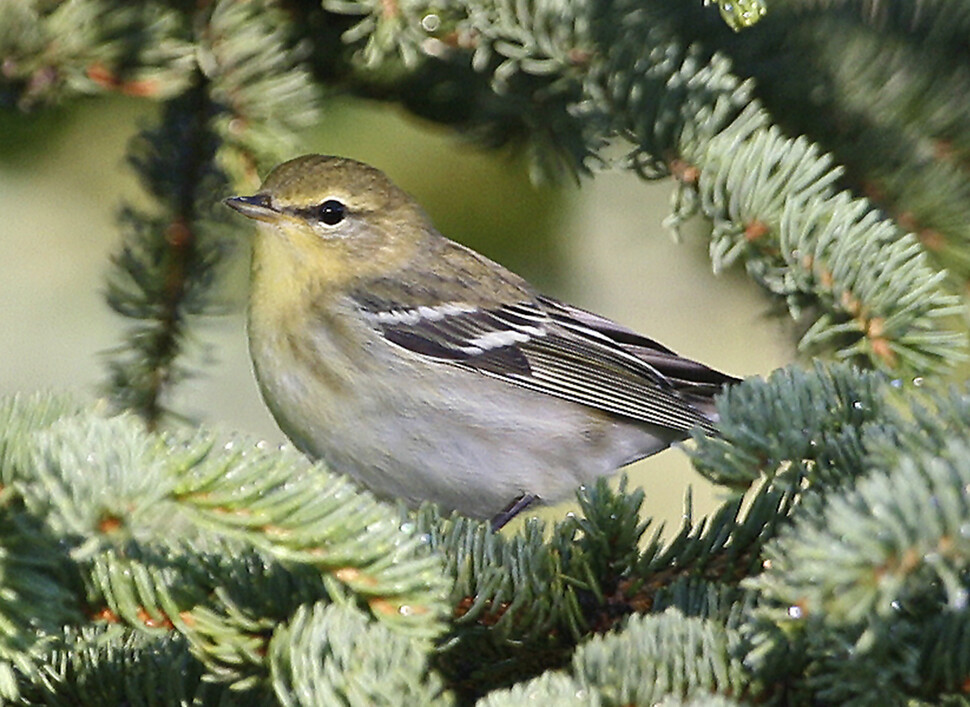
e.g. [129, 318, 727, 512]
[316, 199, 346, 226]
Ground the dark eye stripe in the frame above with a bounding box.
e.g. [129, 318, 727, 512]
[289, 199, 347, 225]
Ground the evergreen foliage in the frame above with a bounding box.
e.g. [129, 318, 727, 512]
[4, 0, 970, 703]
[3, 364, 970, 702]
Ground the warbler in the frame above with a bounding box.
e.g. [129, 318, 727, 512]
[225, 155, 738, 528]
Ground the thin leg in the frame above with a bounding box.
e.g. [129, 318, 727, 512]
[490, 494, 538, 531]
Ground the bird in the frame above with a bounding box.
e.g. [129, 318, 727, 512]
[225, 154, 739, 529]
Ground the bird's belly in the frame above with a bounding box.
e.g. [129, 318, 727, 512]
[250, 324, 676, 519]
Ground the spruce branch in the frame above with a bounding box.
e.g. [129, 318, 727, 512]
[20, 626, 246, 707]
[1, 395, 450, 698]
[268, 602, 451, 706]
[85, 543, 338, 689]
[570, 476, 650, 596]
[415, 477, 787, 701]
[104, 75, 233, 428]
[571, 479, 782, 628]
[785, 609, 970, 705]
[574, 610, 750, 704]
[480, 609, 753, 705]
[749, 440, 970, 627]
[915, 610, 970, 702]
[733, 375, 970, 703]
[714, 0, 970, 279]
[630, 485, 793, 621]
[0, 394, 90, 702]
[475, 670, 597, 707]
[322, 0, 606, 180]
[415, 510, 582, 701]
[0, 0, 194, 109]
[205, 0, 320, 184]
[606, 43, 966, 373]
[5, 366, 970, 702]
[103, 0, 319, 425]
[0, 392, 87, 488]
[0, 510, 85, 702]
[689, 363, 894, 490]
[174, 433, 450, 636]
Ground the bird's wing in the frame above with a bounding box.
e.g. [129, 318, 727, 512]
[535, 296, 740, 414]
[352, 293, 730, 435]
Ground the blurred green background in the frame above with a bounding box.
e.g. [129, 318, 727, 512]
[0, 96, 792, 531]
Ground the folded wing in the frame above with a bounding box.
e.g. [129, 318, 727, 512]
[353, 293, 736, 435]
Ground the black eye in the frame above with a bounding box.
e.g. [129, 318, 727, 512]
[316, 199, 346, 226]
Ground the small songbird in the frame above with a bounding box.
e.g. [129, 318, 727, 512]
[225, 155, 738, 528]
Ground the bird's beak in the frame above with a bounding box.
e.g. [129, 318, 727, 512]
[224, 194, 278, 223]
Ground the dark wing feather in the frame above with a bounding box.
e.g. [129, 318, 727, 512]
[536, 296, 740, 415]
[355, 295, 734, 435]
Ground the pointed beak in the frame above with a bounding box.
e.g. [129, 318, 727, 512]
[224, 194, 278, 222]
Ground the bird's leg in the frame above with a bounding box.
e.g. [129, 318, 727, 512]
[490, 494, 538, 531]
